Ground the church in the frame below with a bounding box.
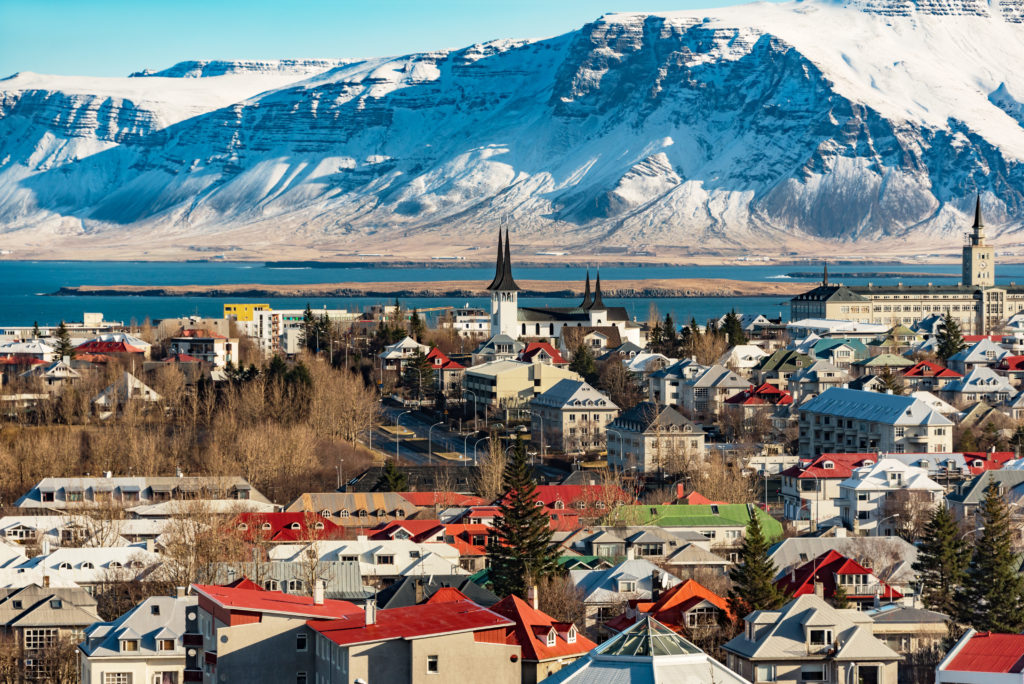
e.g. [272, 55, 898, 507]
[482, 229, 644, 347]
[790, 198, 1023, 335]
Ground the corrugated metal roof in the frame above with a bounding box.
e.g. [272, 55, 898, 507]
[799, 388, 952, 426]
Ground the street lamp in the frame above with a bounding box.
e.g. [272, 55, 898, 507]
[427, 421, 445, 464]
[606, 428, 626, 469]
[395, 410, 412, 462]
[474, 437, 490, 467]
[464, 389, 480, 432]
[873, 513, 901, 537]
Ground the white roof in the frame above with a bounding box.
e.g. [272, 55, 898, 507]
[92, 372, 161, 407]
[81, 595, 196, 658]
[126, 499, 276, 517]
[943, 366, 1015, 395]
[839, 458, 944, 493]
[0, 340, 55, 355]
[624, 353, 676, 373]
[788, 319, 889, 334]
[83, 332, 151, 348]
[17, 544, 162, 584]
[570, 559, 681, 604]
[531, 379, 618, 411]
[269, 539, 463, 578]
[800, 388, 952, 427]
[717, 344, 767, 368]
[948, 338, 1009, 364]
[909, 391, 958, 415]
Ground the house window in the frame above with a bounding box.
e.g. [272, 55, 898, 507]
[151, 605, 161, 615]
[546, 630, 556, 647]
[339, 510, 349, 518]
[801, 664, 826, 681]
[288, 580, 303, 592]
[809, 629, 832, 645]
[617, 580, 636, 593]
[121, 639, 139, 652]
[296, 673, 307, 684]
[50, 599, 63, 609]
[23, 628, 56, 650]
[296, 633, 308, 652]
[264, 580, 280, 591]
[756, 665, 777, 682]
[103, 675, 132, 684]
[567, 626, 576, 644]
[152, 674, 177, 684]
[686, 607, 718, 627]
[158, 639, 175, 651]
[376, 555, 395, 565]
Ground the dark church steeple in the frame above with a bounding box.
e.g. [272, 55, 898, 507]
[486, 228, 520, 292]
[581, 270, 593, 309]
[822, 262, 829, 287]
[591, 270, 605, 310]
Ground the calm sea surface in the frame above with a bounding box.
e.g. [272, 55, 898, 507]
[4, 260, 1024, 326]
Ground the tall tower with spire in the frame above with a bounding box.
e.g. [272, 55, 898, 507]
[486, 228, 520, 338]
[963, 195, 994, 288]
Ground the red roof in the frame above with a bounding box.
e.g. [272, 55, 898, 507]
[998, 355, 1024, 372]
[902, 360, 961, 378]
[490, 595, 595, 661]
[424, 587, 470, 604]
[673, 486, 726, 505]
[369, 519, 446, 541]
[222, 577, 262, 591]
[76, 340, 145, 354]
[425, 348, 466, 370]
[192, 583, 360, 619]
[725, 382, 794, 406]
[177, 329, 227, 339]
[776, 550, 902, 601]
[780, 453, 877, 479]
[74, 353, 111, 364]
[310, 598, 514, 647]
[964, 335, 1004, 343]
[163, 353, 201, 363]
[397, 492, 484, 508]
[519, 342, 568, 366]
[945, 632, 1024, 673]
[236, 512, 345, 542]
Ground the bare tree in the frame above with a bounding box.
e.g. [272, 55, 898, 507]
[473, 442, 507, 502]
[537, 574, 586, 628]
[882, 489, 937, 542]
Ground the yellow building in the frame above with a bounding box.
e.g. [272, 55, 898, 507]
[223, 303, 270, 322]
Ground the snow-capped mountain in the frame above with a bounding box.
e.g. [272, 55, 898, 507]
[3, 0, 1024, 259]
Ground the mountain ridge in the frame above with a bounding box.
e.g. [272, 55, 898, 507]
[2, 0, 1024, 260]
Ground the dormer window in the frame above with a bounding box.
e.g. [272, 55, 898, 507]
[566, 625, 576, 644]
[262, 523, 272, 531]
[821, 461, 834, 470]
[808, 629, 832, 646]
[339, 510, 349, 518]
[320, 510, 331, 518]
[289, 522, 302, 530]
[617, 580, 636, 593]
[57, 562, 71, 570]
[546, 629, 556, 647]
[553, 501, 564, 510]
[120, 639, 139, 652]
[314, 522, 325, 530]
[237, 523, 248, 531]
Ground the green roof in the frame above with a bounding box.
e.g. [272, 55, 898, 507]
[854, 353, 914, 368]
[608, 504, 783, 539]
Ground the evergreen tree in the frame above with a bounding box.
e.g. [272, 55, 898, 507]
[402, 350, 435, 401]
[487, 439, 560, 598]
[375, 460, 408, 492]
[409, 308, 426, 342]
[300, 304, 319, 352]
[728, 515, 786, 617]
[831, 583, 850, 610]
[876, 367, 906, 395]
[647, 323, 664, 354]
[662, 313, 678, 354]
[569, 344, 598, 384]
[912, 506, 969, 617]
[961, 484, 1024, 631]
[54, 321, 75, 359]
[31, 321, 41, 339]
[721, 310, 749, 347]
[936, 313, 967, 362]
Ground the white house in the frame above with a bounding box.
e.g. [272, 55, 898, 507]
[378, 336, 431, 371]
[837, 460, 943, 535]
[717, 345, 768, 376]
[268, 537, 465, 585]
[530, 380, 619, 455]
[941, 366, 1015, 405]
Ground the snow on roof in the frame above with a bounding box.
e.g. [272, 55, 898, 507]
[800, 388, 952, 426]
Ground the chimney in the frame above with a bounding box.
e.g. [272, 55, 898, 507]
[651, 571, 662, 601]
[313, 580, 324, 606]
[527, 585, 538, 611]
[176, 586, 186, 598]
[62, 355, 70, 365]
[790, 568, 796, 583]
[365, 598, 377, 626]
[414, 578, 426, 605]
[42, 574, 50, 588]
[144, 539, 154, 553]
[41, 539, 50, 556]
[626, 546, 635, 561]
[104, 471, 112, 479]
[676, 482, 685, 501]
[813, 579, 824, 598]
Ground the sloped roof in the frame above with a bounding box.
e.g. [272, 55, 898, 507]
[611, 504, 783, 538]
[490, 594, 596, 661]
[903, 360, 961, 378]
[520, 342, 568, 365]
[725, 382, 793, 406]
[191, 583, 360, 619]
[531, 379, 617, 411]
[944, 630, 1024, 674]
[799, 388, 952, 426]
[776, 550, 901, 600]
[375, 574, 499, 609]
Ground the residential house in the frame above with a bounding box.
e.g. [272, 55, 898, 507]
[529, 485, 634, 521]
[559, 526, 714, 565]
[186, 581, 363, 684]
[679, 365, 749, 421]
[445, 306, 491, 338]
[544, 616, 750, 684]
[775, 550, 902, 608]
[797, 388, 953, 458]
[848, 374, 886, 393]
[806, 338, 870, 369]
[850, 353, 914, 379]
[0, 339, 56, 362]
[606, 504, 783, 558]
[947, 338, 1009, 375]
[77, 333, 152, 360]
[471, 334, 525, 365]
[463, 360, 583, 413]
[16, 476, 266, 512]
[837, 459, 943, 535]
[234, 512, 347, 543]
[530, 380, 619, 455]
[560, 326, 622, 359]
[753, 350, 814, 390]
[378, 336, 430, 372]
[946, 470, 1024, 525]
[606, 403, 705, 475]
[0, 583, 99, 681]
[92, 372, 161, 414]
[996, 355, 1024, 386]
[780, 453, 879, 529]
[309, 597, 522, 684]
[283, 492, 424, 528]
[786, 360, 847, 403]
[722, 594, 900, 684]
[518, 342, 569, 367]
[622, 352, 674, 376]
[17, 543, 162, 594]
[209, 561, 369, 601]
[872, 325, 923, 354]
[168, 329, 238, 368]
[718, 345, 768, 376]
[490, 594, 596, 684]
[19, 358, 80, 393]
[909, 391, 958, 417]
[941, 366, 1015, 405]
[724, 383, 794, 416]
[864, 603, 948, 661]
[424, 347, 466, 397]
[569, 560, 681, 630]
[648, 358, 707, 406]
[901, 360, 962, 392]
[79, 594, 196, 684]
[935, 629, 1024, 684]
[605, 578, 731, 635]
[374, 575, 499, 609]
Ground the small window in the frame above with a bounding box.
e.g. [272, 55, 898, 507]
[158, 639, 174, 651]
[11, 601, 21, 610]
[546, 630, 556, 647]
[801, 664, 825, 682]
[376, 555, 395, 565]
[296, 633, 307, 652]
[427, 655, 439, 674]
[756, 664, 777, 682]
[49, 599, 62, 609]
[808, 629, 831, 645]
[237, 523, 248, 531]
[296, 673, 307, 684]
[339, 509, 349, 518]
[57, 562, 71, 570]
[314, 522, 325, 530]
[567, 625, 576, 644]
[151, 604, 161, 616]
[290, 522, 302, 530]
[120, 639, 139, 652]
[288, 580, 303, 592]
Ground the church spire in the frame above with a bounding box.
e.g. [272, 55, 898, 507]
[486, 229, 504, 291]
[972, 194, 986, 245]
[488, 227, 520, 292]
[581, 270, 593, 309]
[591, 270, 605, 310]
[822, 261, 829, 286]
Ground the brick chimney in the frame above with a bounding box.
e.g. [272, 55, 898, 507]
[527, 585, 538, 611]
[651, 570, 662, 601]
[414, 578, 426, 605]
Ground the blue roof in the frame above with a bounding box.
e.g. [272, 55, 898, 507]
[800, 388, 952, 426]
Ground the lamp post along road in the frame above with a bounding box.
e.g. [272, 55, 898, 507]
[395, 410, 412, 462]
[427, 421, 444, 464]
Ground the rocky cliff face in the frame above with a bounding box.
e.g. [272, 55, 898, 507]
[2, 0, 1024, 258]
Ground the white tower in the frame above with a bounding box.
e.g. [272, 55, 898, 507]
[486, 228, 520, 338]
[963, 195, 994, 288]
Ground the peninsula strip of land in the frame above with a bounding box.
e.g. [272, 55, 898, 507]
[53, 278, 808, 299]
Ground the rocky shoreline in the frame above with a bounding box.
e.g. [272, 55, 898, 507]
[52, 278, 809, 299]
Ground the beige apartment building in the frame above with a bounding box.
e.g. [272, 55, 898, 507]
[463, 359, 582, 412]
[529, 380, 619, 455]
[791, 199, 1022, 334]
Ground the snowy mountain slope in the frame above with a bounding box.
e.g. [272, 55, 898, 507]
[2, 0, 1024, 258]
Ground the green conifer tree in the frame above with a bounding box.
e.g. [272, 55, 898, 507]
[54, 321, 75, 359]
[569, 344, 598, 384]
[728, 514, 786, 618]
[961, 484, 1024, 631]
[722, 310, 749, 347]
[831, 583, 850, 610]
[936, 313, 967, 362]
[409, 308, 426, 342]
[487, 439, 560, 599]
[912, 506, 969, 617]
[375, 460, 408, 492]
[31, 322, 41, 339]
[402, 350, 435, 401]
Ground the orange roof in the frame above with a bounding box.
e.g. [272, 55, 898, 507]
[647, 579, 732, 626]
[177, 329, 227, 339]
[489, 595, 595, 661]
[424, 587, 470, 604]
[76, 340, 145, 354]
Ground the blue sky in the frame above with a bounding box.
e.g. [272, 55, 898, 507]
[0, 0, 750, 77]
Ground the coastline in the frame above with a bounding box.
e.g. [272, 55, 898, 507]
[52, 277, 810, 299]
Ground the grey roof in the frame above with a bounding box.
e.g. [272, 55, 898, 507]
[799, 388, 952, 426]
[209, 561, 369, 600]
[649, 357, 706, 380]
[610, 402, 704, 435]
[374, 574, 498, 609]
[948, 338, 1007, 364]
[663, 543, 731, 567]
[767, 537, 918, 585]
[530, 379, 618, 411]
[80, 595, 196, 657]
[848, 375, 883, 392]
[943, 366, 1015, 395]
[16, 476, 269, 507]
[0, 584, 98, 629]
[864, 604, 947, 624]
[686, 364, 748, 389]
[947, 470, 1024, 506]
[570, 560, 681, 604]
[723, 594, 900, 662]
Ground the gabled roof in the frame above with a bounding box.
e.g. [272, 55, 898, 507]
[799, 388, 952, 427]
[776, 550, 901, 600]
[903, 360, 961, 379]
[519, 342, 567, 365]
[235, 512, 345, 542]
[725, 382, 793, 406]
[75, 340, 145, 354]
[943, 366, 1015, 394]
[191, 583, 361, 620]
[490, 594, 595, 661]
[943, 630, 1024, 674]
[530, 379, 617, 411]
[781, 453, 877, 480]
[374, 575, 499, 609]
[756, 349, 814, 372]
[643, 579, 732, 627]
[610, 402, 704, 435]
[309, 598, 513, 646]
[80, 595, 196, 657]
[853, 353, 914, 369]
